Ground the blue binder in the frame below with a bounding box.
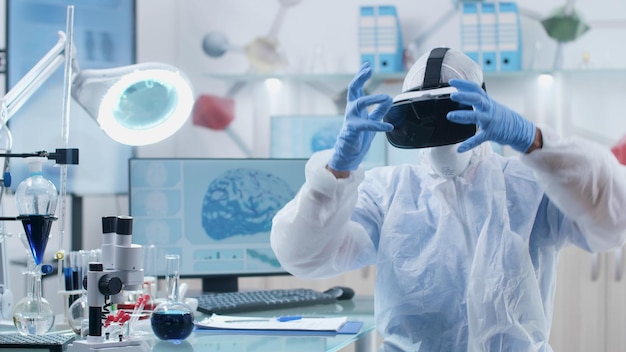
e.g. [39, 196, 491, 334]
[461, 2, 522, 71]
[461, 3, 480, 65]
[480, 3, 498, 72]
[359, 6, 377, 69]
[359, 5, 403, 73]
[376, 5, 403, 73]
[498, 2, 522, 71]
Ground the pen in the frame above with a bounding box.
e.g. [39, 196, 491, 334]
[277, 315, 302, 322]
[224, 315, 304, 323]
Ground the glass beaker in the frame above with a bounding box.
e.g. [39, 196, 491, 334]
[150, 254, 194, 340]
[143, 244, 158, 300]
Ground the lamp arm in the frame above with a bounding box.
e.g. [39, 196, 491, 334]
[1, 31, 68, 123]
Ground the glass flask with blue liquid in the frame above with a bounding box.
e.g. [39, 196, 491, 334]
[150, 254, 195, 340]
[12, 157, 57, 335]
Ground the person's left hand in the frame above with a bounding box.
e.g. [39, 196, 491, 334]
[446, 79, 535, 153]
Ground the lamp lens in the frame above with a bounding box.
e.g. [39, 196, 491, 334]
[115, 80, 178, 130]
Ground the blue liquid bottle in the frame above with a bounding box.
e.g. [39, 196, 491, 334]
[151, 254, 195, 340]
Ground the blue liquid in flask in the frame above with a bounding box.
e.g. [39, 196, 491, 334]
[150, 310, 194, 340]
[20, 215, 55, 265]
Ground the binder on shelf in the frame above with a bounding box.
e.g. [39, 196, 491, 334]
[461, 2, 522, 72]
[376, 5, 403, 73]
[498, 2, 522, 71]
[359, 5, 403, 73]
[460, 3, 480, 65]
[480, 3, 497, 72]
[359, 6, 377, 70]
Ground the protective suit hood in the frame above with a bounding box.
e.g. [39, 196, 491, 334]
[403, 47, 483, 92]
[404, 48, 484, 176]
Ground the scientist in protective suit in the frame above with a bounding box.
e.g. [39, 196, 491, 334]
[270, 47, 626, 351]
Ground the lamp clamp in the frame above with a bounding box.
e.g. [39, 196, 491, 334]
[0, 148, 79, 165]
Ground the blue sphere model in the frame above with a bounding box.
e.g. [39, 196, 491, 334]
[202, 31, 229, 57]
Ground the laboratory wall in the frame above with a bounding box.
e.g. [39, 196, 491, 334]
[2, 1, 626, 350]
[136, 0, 626, 160]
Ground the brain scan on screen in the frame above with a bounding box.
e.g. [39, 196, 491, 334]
[201, 168, 296, 240]
[129, 158, 306, 276]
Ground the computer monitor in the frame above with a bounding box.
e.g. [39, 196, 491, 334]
[128, 158, 307, 293]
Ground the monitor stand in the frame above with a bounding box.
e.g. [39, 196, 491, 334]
[202, 276, 238, 293]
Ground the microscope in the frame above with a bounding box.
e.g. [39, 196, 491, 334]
[67, 216, 149, 352]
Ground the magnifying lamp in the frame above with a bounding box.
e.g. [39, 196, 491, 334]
[72, 63, 194, 146]
[1, 32, 194, 147]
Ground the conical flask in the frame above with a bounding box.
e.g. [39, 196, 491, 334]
[15, 157, 58, 265]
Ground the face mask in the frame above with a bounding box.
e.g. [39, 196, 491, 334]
[425, 143, 472, 178]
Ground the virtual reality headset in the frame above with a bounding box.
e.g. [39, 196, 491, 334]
[383, 47, 480, 149]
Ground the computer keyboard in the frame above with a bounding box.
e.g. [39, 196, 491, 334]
[194, 288, 338, 315]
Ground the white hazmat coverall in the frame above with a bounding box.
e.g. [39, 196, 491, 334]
[270, 126, 626, 351]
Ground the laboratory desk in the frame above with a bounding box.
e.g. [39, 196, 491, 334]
[0, 296, 377, 352]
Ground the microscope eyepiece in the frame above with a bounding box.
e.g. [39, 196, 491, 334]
[89, 263, 103, 271]
[101, 216, 117, 234]
[115, 216, 133, 236]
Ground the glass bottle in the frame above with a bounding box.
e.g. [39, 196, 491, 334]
[12, 157, 57, 335]
[150, 254, 194, 340]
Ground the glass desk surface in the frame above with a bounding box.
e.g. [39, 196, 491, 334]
[0, 295, 376, 352]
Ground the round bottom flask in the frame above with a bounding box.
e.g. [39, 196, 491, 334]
[12, 270, 54, 335]
[150, 254, 194, 340]
[67, 295, 88, 335]
[150, 302, 195, 340]
[12, 297, 55, 335]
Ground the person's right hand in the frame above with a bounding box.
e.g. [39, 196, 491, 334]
[327, 62, 393, 172]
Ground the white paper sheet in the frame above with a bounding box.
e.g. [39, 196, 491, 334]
[196, 314, 348, 331]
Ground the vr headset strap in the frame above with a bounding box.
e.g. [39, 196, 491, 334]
[422, 47, 449, 89]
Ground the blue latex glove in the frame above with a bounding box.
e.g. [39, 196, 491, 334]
[328, 62, 393, 171]
[446, 79, 536, 153]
